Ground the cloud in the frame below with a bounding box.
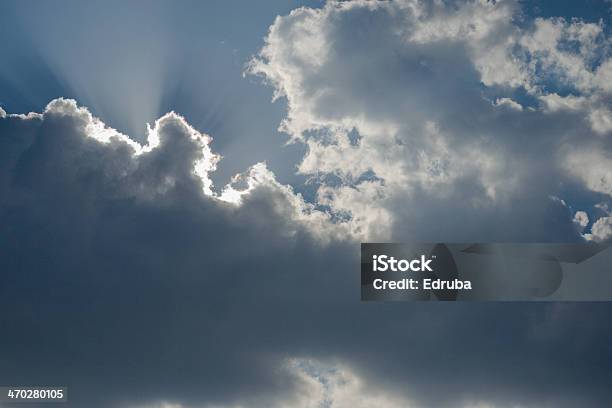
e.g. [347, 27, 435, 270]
[1, 97, 612, 408]
[564, 147, 612, 197]
[282, 358, 418, 408]
[573, 210, 589, 230]
[587, 216, 612, 242]
[1, 1, 612, 408]
[0, 98, 351, 408]
[248, 0, 612, 242]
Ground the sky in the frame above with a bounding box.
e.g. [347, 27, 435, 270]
[1, 1, 612, 407]
[0, 0, 321, 190]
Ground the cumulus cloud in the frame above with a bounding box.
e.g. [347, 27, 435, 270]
[573, 210, 589, 230]
[587, 216, 612, 242]
[248, 0, 612, 242]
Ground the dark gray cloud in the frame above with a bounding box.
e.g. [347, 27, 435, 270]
[1, 99, 612, 408]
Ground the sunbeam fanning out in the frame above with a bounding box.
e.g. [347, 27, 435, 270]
[2, 1, 175, 140]
[0, 0, 316, 188]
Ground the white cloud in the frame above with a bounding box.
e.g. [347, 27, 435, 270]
[594, 58, 612, 92]
[564, 148, 612, 197]
[249, 0, 611, 242]
[586, 216, 612, 242]
[493, 98, 523, 111]
[518, 18, 608, 93]
[539, 93, 587, 112]
[589, 106, 612, 135]
[573, 211, 589, 230]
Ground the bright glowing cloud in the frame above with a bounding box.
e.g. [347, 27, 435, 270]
[249, 0, 612, 242]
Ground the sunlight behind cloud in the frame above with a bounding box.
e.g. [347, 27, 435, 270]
[4, 1, 179, 139]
